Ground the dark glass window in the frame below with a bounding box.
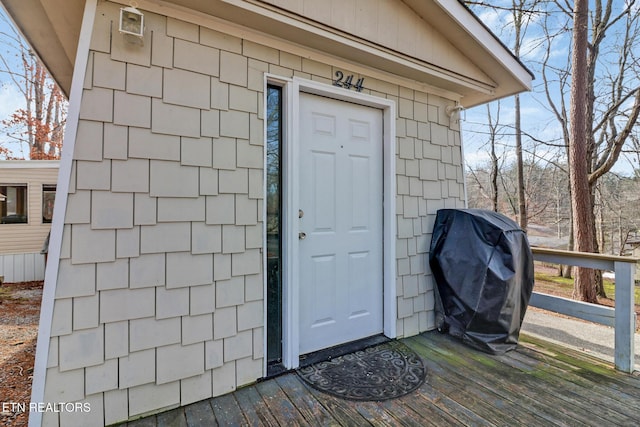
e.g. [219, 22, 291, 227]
[42, 184, 56, 223]
[1, 184, 28, 224]
[266, 85, 283, 367]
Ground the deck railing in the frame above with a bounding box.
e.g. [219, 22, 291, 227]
[530, 247, 637, 373]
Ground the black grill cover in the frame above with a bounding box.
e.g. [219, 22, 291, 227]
[429, 209, 534, 354]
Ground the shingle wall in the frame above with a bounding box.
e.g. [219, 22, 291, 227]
[39, 1, 464, 424]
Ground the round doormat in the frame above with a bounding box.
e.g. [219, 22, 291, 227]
[297, 340, 427, 401]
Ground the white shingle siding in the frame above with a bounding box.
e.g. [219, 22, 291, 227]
[129, 253, 165, 288]
[104, 321, 129, 360]
[99, 288, 155, 323]
[129, 128, 180, 161]
[129, 317, 181, 352]
[205, 339, 224, 370]
[113, 91, 151, 128]
[189, 283, 217, 315]
[38, 1, 466, 423]
[180, 371, 213, 406]
[163, 68, 211, 109]
[173, 39, 219, 75]
[75, 160, 111, 191]
[156, 286, 190, 319]
[111, 159, 150, 192]
[90, 191, 134, 229]
[72, 294, 99, 330]
[58, 325, 104, 371]
[55, 260, 95, 298]
[182, 313, 214, 345]
[128, 381, 180, 418]
[85, 358, 118, 395]
[156, 342, 205, 384]
[151, 98, 201, 138]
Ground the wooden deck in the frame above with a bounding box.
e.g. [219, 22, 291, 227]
[120, 332, 640, 426]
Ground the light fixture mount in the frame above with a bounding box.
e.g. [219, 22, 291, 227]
[119, 2, 144, 38]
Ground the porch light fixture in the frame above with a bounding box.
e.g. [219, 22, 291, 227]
[0, 193, 5, 202]
[119, 3, 144, 38]
[445, 104, 465, 118]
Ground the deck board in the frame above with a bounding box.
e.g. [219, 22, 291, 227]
[273, 374, 338, 426]
[234, 385, 280, 427]
[420, 337, 620, 424]
[255, 377, 312, 426]
[122, 332, 640, 427]
[155, 410, 187, 427]
[411, 333, 609, 426]
[183, 400, 216, 426]
[209, 393, 246, 426]
[404, 336, 572, 426]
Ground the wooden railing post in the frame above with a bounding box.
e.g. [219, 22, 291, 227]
[614, 261, 636, 373]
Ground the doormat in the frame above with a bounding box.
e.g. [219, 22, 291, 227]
[297, 340, 426, 401]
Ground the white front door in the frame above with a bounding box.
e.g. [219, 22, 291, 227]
[298, 92, 384, 355]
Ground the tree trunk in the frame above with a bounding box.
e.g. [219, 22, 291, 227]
[515, 94, 527, 231]
[487, 104, 499, 212]
[511, 1, 527, 231]
[491, 141, 498, 212]
[590, 187, 606, 297]
[568, 0, 597, 303]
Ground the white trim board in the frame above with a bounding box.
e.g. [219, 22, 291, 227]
[28, 1, 98, 426]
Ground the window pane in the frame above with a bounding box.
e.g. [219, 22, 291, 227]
[43, 185, 56, 223]
[266, 85, 283, 364]
[1, 184, 28, 224]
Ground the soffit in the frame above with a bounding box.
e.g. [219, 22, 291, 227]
[1, 0, 84, 98]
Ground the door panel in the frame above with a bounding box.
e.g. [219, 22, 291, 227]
[299, 93, 383, 354]
[348, 155, 370, 230]
[311, 151, 336, 232]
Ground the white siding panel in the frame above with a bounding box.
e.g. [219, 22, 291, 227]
[0, 253, 46, 282]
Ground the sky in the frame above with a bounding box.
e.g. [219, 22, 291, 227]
[461, 1, 640, 178]
[0, 2, 637, 172]
[0, 7, 28, 158]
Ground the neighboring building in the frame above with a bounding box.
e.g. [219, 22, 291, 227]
[632, 245, 640, 282]
[621, 234, 640, 281]
[1, 1, 532, 425]
[0, 160, 58, 283]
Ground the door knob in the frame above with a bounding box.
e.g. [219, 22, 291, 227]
[299, 232, 306, 240]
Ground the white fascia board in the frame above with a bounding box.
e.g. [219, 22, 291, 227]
[434, 0, 533, 90]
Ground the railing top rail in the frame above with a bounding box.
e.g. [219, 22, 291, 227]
[531, 246, 639, 264]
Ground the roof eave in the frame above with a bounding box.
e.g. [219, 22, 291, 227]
[403, 0, 533, 106]
[1, 0, 532, 106]
[0, 0, 85, 98]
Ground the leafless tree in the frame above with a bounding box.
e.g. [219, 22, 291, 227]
[0, 12, 66, 160]
[554, 0, 640, 300]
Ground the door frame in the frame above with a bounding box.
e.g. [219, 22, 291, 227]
[264, 75, 397, 370]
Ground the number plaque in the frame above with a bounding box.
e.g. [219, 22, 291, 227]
[333, 71, 365, 92]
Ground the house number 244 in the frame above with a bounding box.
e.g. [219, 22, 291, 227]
[333, 71, 365, 92]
